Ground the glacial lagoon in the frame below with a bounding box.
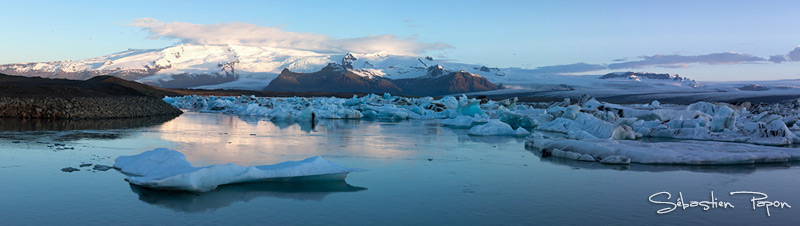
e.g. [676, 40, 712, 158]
[1, 112, 799, 225]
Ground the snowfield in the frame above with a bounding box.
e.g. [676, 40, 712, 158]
[164, 93, 800, 166]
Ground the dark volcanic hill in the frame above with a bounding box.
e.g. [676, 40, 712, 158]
[0, 73, 183, 118]
[394, 65, 498, 96]
[265, 63, 402, 94]
[0, 73, 158, 98]
[264, 64, 499, 96]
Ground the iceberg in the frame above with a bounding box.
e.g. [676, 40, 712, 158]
[114, 148, 364, 192]
[468, 119, 529, 136]
[526, 136, 800, 165]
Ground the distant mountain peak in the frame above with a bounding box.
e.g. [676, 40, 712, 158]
[342, 53, 357, 69]
[600, 71, 701, 87]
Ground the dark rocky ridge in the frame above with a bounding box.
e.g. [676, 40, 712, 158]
[394, 66, 498, 96]
[0, 73, 182, 119]
[265, 63, 403, 94]
[264, 64, 499, 96]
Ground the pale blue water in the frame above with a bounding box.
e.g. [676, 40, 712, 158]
[1, 112, 799, 225]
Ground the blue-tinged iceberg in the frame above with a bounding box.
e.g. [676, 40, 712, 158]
[114, 148, 364, 192]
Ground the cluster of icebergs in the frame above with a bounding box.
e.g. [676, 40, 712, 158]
[163, 94, 800, 165]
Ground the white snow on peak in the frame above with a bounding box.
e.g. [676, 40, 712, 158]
[349, 68, 386, 79]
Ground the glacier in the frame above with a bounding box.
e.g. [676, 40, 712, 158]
[114, 148, 364, 192]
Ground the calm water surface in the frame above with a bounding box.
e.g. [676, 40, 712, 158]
[1, 112, 799, 225]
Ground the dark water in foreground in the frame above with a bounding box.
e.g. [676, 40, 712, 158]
[1, 112, 799, 225]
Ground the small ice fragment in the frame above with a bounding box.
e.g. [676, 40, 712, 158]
[79, 163, 93, 167]
[600, 155, 630, 165]
[61, 167, 80, 172]
[577, 154, 596, 162]
[93, 165, 112, 171]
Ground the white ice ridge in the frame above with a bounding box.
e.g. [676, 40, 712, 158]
[526, 135, 800, 165]
[114, 148, 364, 192]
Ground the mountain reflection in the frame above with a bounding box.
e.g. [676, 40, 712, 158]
[0, 115, 178, 141]
[129, 181, 367, 213]
[0, 114, 179, 131]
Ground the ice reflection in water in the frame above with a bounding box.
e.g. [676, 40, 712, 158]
[129, 180, 367, 213]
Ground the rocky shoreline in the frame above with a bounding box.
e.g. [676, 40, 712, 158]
[0, 96, 183, 119]
[0, 74, 183, 119]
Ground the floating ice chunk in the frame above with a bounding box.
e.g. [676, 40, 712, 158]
[567, 130, 600, 140]
[687, 101, 718, 115]
[562, 105, 581, 120]
[581, 99, 603, 110]
[537, 113, 617, 139]
[496, 107, 540, 129]
[440, 115, 489, 128]
[599, 155, 631, 164]
[650, 100, 660, 108]
[610, 125, 640, 140]
[710, 105, 736, 132]
[456, 96, 484, 116]
[551, 148, 583, 160]
[593, 111, 619, 123]
[741, 120, 800, 145]
[114, 148, 364, 192]
[526, 137, 800, 165]
[467, 119, 529, 136]
[577, 154, 596, 162]
[439, 96, 458, 109]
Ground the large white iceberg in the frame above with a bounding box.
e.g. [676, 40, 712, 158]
[114, 148, 364, 192]
[526, 136, 800, 165]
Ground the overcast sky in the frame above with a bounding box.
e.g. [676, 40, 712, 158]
[1, 0, 799, 81]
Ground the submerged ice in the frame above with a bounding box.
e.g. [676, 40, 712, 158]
[163, 93, 800, 165]
[114, 148, 363, 192]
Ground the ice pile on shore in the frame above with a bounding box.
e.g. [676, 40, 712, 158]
[114, 148, 363, 192]
[525, 96, 800, 164]
[164, 94, 800, 165]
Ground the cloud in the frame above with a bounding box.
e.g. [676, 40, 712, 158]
[769, 55, 787, 63]
[128, 18, 449, 56]
[529, 62, 608, 74]
[788, 46, 800, 61]
[608, 52, 765, 69]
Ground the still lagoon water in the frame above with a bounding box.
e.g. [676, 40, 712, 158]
[1, 112, 799, 225]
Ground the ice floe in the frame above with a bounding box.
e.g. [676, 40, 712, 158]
[526, 135, 800, 165]
[114, 148, 364, 192]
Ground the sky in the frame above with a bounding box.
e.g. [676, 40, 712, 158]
[1, 0, 799, 81]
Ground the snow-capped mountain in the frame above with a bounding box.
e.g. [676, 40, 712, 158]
[6, 43, 765, 102]
[0, 43, 519, 89]
[600, 72, 700, 87]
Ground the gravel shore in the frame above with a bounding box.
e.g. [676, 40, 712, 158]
[0, 96, 183, 119]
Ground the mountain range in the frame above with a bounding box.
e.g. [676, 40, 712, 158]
[7, 43, 800, 103]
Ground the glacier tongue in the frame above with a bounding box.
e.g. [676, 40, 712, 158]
[114, 148, 364, 192]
